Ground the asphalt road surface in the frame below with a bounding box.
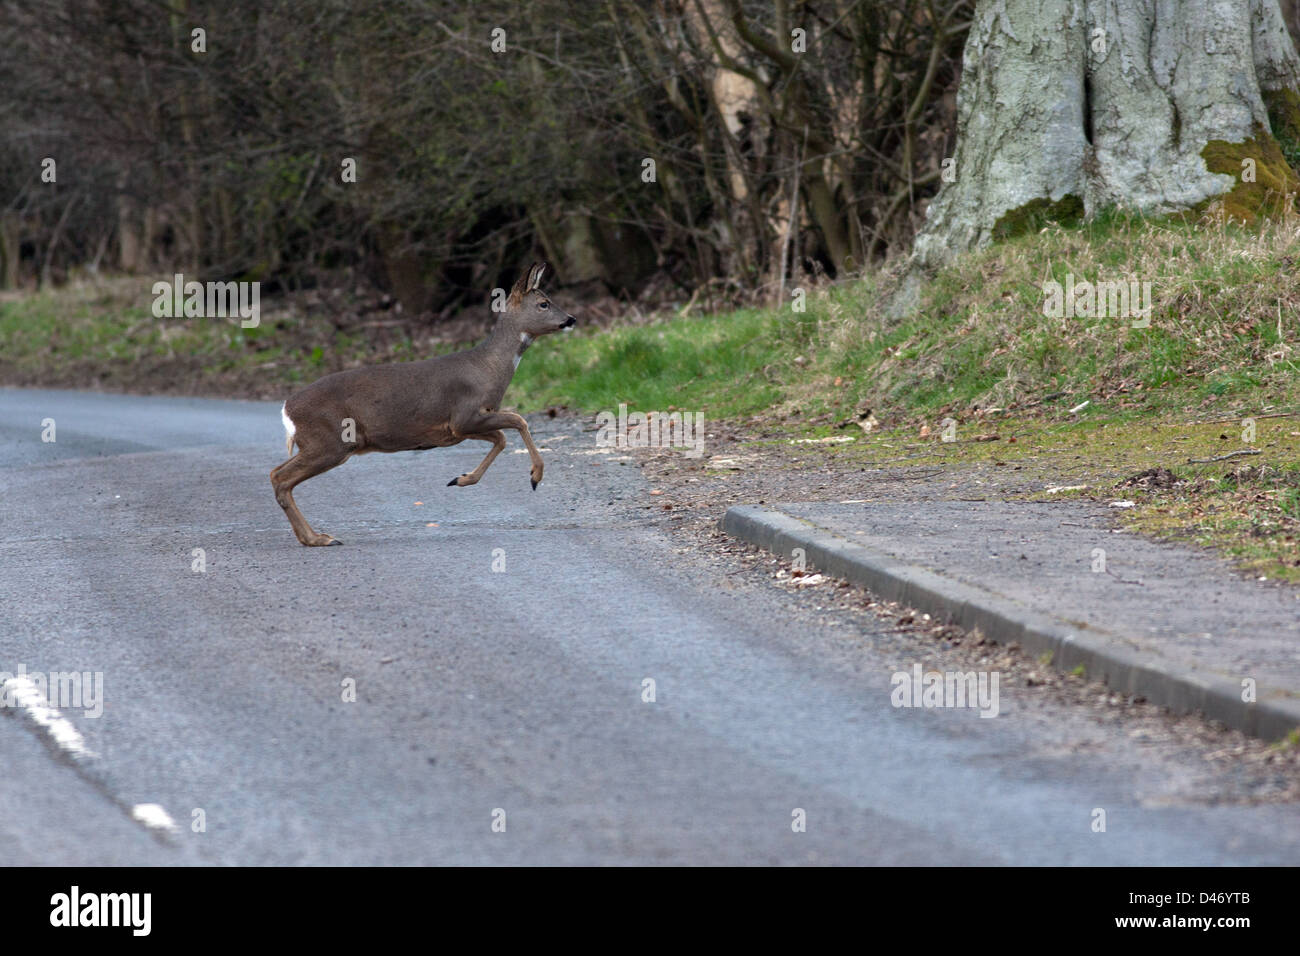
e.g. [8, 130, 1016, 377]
[2, 387, 1298, 864]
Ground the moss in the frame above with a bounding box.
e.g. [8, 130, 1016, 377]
[1199, 124, 1300, 223]
[991, 194, 1084, 241]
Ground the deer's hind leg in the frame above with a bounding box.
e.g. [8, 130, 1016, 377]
[270, 444, 351, 546]
[447, 430, 507, 487]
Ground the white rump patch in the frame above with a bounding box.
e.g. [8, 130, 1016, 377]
[280, 403, 296, 441]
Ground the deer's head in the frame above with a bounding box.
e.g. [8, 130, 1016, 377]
[503, 262, 576, 339]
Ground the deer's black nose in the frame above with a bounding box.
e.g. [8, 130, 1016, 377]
[562, 315, 576, 329]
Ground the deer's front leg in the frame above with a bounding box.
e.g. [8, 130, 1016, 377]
[447, 430, 506, 487]
[459, 411, 545, 488]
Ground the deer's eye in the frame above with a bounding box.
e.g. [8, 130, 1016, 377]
[538, 301, 549, 310]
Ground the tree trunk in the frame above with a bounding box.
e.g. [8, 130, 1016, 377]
[0, 216, 20, 289]
[914, 0, 1300, 267]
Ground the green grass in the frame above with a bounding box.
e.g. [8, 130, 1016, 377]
[518, 209, 1300, 427]
[510, 306, 788, 416]
[0, 277, 450, 395]
[7, 208, 1299, 426]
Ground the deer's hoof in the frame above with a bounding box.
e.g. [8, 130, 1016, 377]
[303, 533, 341, 547]
[447, 476, 460, 487]
[530, 478, 539, 490]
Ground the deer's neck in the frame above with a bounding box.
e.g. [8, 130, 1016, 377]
[482, 322, 529, 365]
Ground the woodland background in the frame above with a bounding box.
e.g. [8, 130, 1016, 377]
[8, 1, 1300, 318]
[0, 0, 1042, 314]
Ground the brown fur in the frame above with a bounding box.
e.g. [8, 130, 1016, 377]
[270, 262, 575, 546]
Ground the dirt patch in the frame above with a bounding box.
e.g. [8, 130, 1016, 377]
[1117, 466, 1181, 489]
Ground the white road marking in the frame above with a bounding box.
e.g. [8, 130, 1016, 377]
[131, 803, 178, 832]
[4, 678, 180, 839]
[1, 675, 96, 759]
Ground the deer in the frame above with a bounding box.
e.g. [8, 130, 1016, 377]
[271, 262, 575, 546]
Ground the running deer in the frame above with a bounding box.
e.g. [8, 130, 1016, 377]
[271, 262, 575, 546]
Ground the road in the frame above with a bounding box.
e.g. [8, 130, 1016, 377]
[1, 387, 1298, 864]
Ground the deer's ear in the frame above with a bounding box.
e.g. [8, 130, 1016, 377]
[527, 261, 547, 291]
[507, 266, 533, 305]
